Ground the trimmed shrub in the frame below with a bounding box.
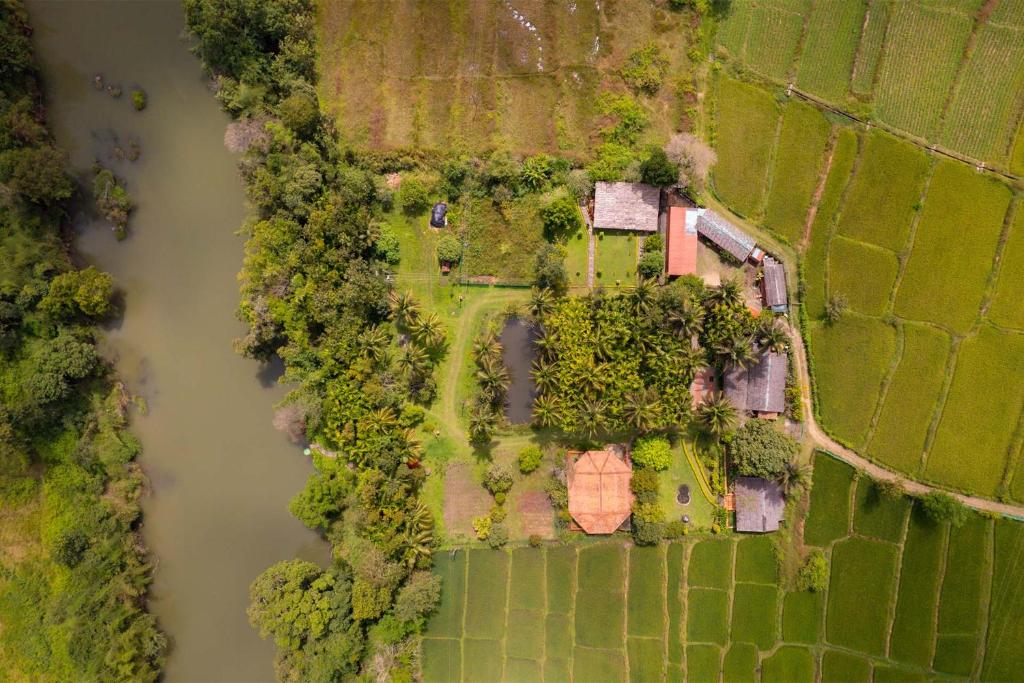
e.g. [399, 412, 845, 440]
[798, 549, 829, 592]
[632, 435, 673, 471]
[518, 445, 543, 474]
[638, 250, 663, 279]
[919, 492, 969, 528]
[483, 465, 514, 494]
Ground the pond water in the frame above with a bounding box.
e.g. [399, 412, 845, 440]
[28, 2, 328, 681]
[501, 317, 538, 424]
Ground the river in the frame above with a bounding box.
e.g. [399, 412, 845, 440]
[28, 2, 327, 680]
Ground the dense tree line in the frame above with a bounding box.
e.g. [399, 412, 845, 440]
[184, 1, 444, 679]
[0, 1, 164, 678]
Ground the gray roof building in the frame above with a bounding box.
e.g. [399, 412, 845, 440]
[723, 349, 788, 415]
[696, 209, 756, 262]
[734, 476, 785, 533]
[593, 181, 660, 232]
[762, 256, 787, 311]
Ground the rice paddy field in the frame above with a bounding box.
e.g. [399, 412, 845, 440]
[712, 0, 1024, 172]
[423, 454, 1024, 681]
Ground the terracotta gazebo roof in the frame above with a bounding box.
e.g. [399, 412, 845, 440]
[567, 448, 633, 534]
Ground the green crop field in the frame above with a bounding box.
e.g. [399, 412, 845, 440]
[763, 101, 831, 244]
[730, 583, 779, 649]
[835, 130, 930, 252]
[762, 646, 815, 683]
[723, 642, 757, 683]
[808, 316, 896, 448]
[734, 536, 777, 584]
[794, 0, 866, 101]
[889, 509, 946, 668]
[866, 324, 951, 476]
[627, 546, 665, 638]
[983, 520, 1024, 681]
[804, 453, 854, 547]
[850, 0, 891, 96]
[827, 537, 900, 655]
[686, 643, 720, 683]
[851, 477, 910, 543]
[822, 649, 871, 683]
[894, 160, 1012, 333]
[873, 3, 974, 137]
[715, 0, 809, 80]
[936, 516, 990, 636]
[781, 591, 821, 645]
[711, 75, 780, 219]
[988, 205, 1024, 329]
[828, 236, 898, 316]
[576, 544, 625, 649]
[688, 539, 733, 590]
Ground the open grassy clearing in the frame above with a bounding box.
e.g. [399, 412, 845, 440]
[835, 130, 929, 252]
[808, 316, 896, 448]
[925, 326, 1024, 498]
[894, 160, 1012, 333]
[873, 2, 974, 137]
[794, 0, 867, 101]
[866, 324, 951, 476]
[827, 236, 898, 317]
[710, 75, 780, 219]
[593, 231, 637, 287]
[763, 100, 831, 245]
[988, 204, 1024, 329]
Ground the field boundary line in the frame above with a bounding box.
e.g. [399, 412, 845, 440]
[799, 129, 838, 253]
[822, 130, 867, 302]
[915, 334, 964, 478]
[934, 0, 991, 141]
[862, 320, 905, 454]
[848, 0, 876, 90]
[883, 505, 913, 658]
[973, 518, 996, 680]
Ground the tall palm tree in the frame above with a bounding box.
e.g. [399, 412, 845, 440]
[532, 393, 562, 428]
[757, 320, 789, 354]
[777, 459, 812, 496]
[362, 324, 391, 361]
[468, 404, 495, 445]
[473, 329, 502, 366]
[680, 346, 709, 377]
[411, 312, 445, 347]
[624, 389, 662, 433]
[476, 356, 510, 395]
[708, 277, 743, 307]
[389, 290, 419, 327]
[632, 278, 656, 316]
[529, 287, 554, 319]
[531, 359, 556, 391]
[578, 398, 608, 438]
[697, 392, 738, 438]
[667, 296, 705, 339]
[398, 343, 429, 377]
[714, 334, 757, 369]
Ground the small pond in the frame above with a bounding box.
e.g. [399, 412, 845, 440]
[501, 317, 538, 424]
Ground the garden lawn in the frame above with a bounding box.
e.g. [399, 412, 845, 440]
[659, 441, 714, 528]
[808, 316, 897, 448]
[804, 452, 854, 547]
[826, 537, 899, 655]
[782, 591, 821, 644]
[835, 130, 929, 252]
[687, 588, 729, 645]
[987, 206, 1024, 329]
[794, 0, 867, 101]
[722, 642, 757, 683]
[888, 506, 946, 668]
[925, 326, 1024, 497]
[575, 544, 626, 649]
[761, 646, 815, 683]
[729, 583, 778, 650]
[867, 324, 950, 476]
[982, 519, 1024, 681]
[425, 551, 466, 638]
[564, 228, 590, 289]
[712, 75, 780, 218]
[734, 536, 776, 584]
[763, 100, 831, 244]
[627, 546, 665, 637]
[851, 476, 910, 543]
[828, 236, 898, 316]
[894, 160, 1012, 333]
[593, 230, 636, 286]
[688, 539, 733, 590]
[821, 649, 872, 683]
[686, 643, 722, 683]
[464, 549, 509, 639]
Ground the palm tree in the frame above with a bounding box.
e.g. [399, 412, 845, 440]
[476, 356, 511, 399]
[757, 319, 789, 354]
[679, 346, 709, 377]
[632, 278, 656, 316]
[708, 277, 743, 307]
[468, 404, 495, 444]
[365, 406, 398, 433]
[532, 393, 562, 428]
[411, 312, 445, 347]
[529, 287, 554, 318]
[398, 343, 429, 377]
[714, 334, 757, 369]
[578, 398, 608, 438]
[624, 389, 662, 433]
[363, 325, 391, 361]
[777, 459, 812, 496]
[667, 297, 705, 339]
[473, 329, 502, 366]
[389, 290, 419, 327]
[531, 359, 556, 391]
[697, 392, 738, 438]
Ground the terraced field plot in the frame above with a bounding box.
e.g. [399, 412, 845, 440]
[423, 453, 1024, 681]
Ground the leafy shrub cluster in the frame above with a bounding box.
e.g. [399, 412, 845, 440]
[0, 3, 165, 678]
[91, 163, 133, 239]
[619, 43, 669, 94]
[729, 420, 798, 479]
[468, 324, 509, 445]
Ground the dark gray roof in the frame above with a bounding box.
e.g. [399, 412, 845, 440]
[735, 476, 785, 532]
[762, 257, 787, 308]
[724, 349, 787, 414]
[593, 182, 660, 232]
[696, 210, 756, 261]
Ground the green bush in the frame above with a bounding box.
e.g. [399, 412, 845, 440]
[483, 465, 513, 494]
[643, 233, 664, 252]
[919, 491, 969, 527]
[528, 534, 543, 547]
[797, 549, 829, 592]
[639, 146, 679, 186]
[374, 224, 401, 265]
[436, 233, 461, 264]
[638, 250, 663, 279]
[620, 43, 669, 94]
[730, 420, 797, 478]
[398, 174, 433, 214]
[597, 92, 649, 146]
[533, 243, 568, 295]
[493, 491, 507, 505]
[131, 89, 147, 111]
[540, 188, 582, 240]
[40, 266, 115, 319]
[632, 435, 673, 470]
[518, 445, 543, 473]
[279, 90, 318, 135]
[487, 522, 509, 548]
[633, 519, 663, 545]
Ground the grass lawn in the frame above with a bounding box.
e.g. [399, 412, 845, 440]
[658, 440, 715, 529]
[988, 207, 1024, 328]
[925, 326, 1024, 497]
[734, 536, 777, 584]
[688, 539, 733, 590]
[828, 236, 899, 316]
[835, 130, 929, 252]
[867, 324, 950, 476]
[851, 476, 910, 543]
[564, 227, 590, 289]
[575, 545, 626, 649]
[764, 100, 831, 244]
[889, 506, 946, 668]
[711, 75, 780, 219]
[722, 642, 758, 683]
[804, 452, 854, 547]
[627, 546, 665, 638]
[894, 160, 1012, 333]
[761, 645, 815, 683]
[781, 591, 821, 645]
[808, 316, 896, 448]
[729, 583, 778, 650]
[464, 550, 509, 639]
[821, 649, 872, 683]
[593, 230, 637, 287]
[826, 537, 900, 656]
[794, 0, 867, 101]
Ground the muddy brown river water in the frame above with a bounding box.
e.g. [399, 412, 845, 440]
[28, 2, 328, 680]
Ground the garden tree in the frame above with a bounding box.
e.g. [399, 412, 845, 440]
[373, 223, 400, 265]
[696, 392, 738, 438]
[533, 243, 568, 295]
[623, 388, 662, 432]
[756, 318, 790, 354]
[776, 459, 812, 495]
[529, 287, 554, 318]
[730, 420, 797, 479]
[620, 43, 669, 94]
[397, 173, 432, 214]
[539, 188, 582, 240]
[0, 143, 73, 203]
[531, 393, 562, 428]
[919, 491, 969, 527]
[632, 435, 672, 470]
[664, 132, 716, 190]
[39, 266, 115, 319]
[436, 233, 461, 265]
[797, 550, 829, 592]
[825, 293, 848, 324]
[289, 457, 355, 531]
[392, 570, 441, 623]
[638, 249, 664, 279]
[639, 146, 679, 186]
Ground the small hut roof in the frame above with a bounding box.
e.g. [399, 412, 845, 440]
[762, 256, 787, 307]
[593, 181, 660, 232]
[695, 209, 756, 262]
[747, 349, 787, 414]
[665, 206, 699, 276]
[567, 448, 634, 534]
[734, 476, 785, 532]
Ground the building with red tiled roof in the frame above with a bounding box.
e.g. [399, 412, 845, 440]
[566, 446, 634, 534]
[665, 206, 699, 277]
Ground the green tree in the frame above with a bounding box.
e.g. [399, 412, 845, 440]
[697, 392, 738, 437]
[392, 570, 442, 623]
[632, 435, 672, 470]
[638, 250, 664, 279]
[518, 445, 543, 473]
[40, 266, 115, 319]
[436, 233, 461, 264]
[0, 144, 73, 204]
[248, 560, 350, 651]
[639, 146, 679, 186]
[540, 189, 582, 240]
[730, 420, 797, 479]
[620, 43, 668, 94]
[919, 491, 969, 527]
[279, 90, 319, 136]
[533, 243, 568, 295]
[797, 550, 829, 592]
[398, 174, 432, 215]
[289, 464, 355, 531]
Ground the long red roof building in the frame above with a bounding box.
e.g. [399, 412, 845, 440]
[665, 206, 698, 277]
